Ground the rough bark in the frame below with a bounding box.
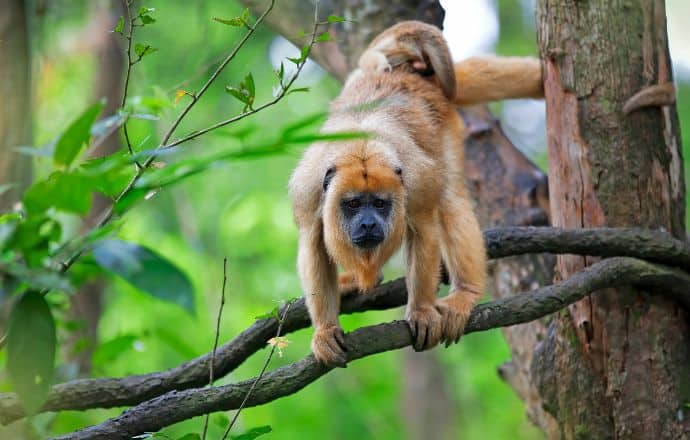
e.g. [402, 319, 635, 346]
[535, 1, 689, 438]
[0, 0, 32, 211]
[51, 257, 690, 440]
[1, 226, 687, 424]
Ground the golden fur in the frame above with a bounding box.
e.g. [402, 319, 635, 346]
[289, 21, 543, 366]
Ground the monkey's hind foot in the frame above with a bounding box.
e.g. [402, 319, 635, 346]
[311, 325, 348, 368]
[435, 292, 477, 347]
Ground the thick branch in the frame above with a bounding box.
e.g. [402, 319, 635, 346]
[485, 227, 690, 271]
[53, 257, 690, 440]
[1, 227, 688, 424]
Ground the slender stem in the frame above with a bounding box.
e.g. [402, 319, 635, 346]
[221, 301, 293, 440]
[201, 257, 228, 440]
[163, 2, 320, 150]
[54, 0, 277, 277]
[120, 0, 141, 167]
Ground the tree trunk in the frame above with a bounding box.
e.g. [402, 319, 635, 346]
[534, 1, 689, 438]
[0, 0, 32, 212]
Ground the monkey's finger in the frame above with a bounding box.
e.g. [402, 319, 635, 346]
[325, 337, 348, 367]
[334, 328, 348, 352]
[414, 322, 427, 352]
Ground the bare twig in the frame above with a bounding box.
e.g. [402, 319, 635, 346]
[201, 257, 228, 440]
[49, 257, 690, 440]
[221, 300, 293, 440]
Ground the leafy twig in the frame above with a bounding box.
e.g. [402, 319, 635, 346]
[54, 0, 278, 279]
[120, 0, 142, 167]
[201, 257, 228, 440]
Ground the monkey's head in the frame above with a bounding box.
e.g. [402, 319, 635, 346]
[321, 142, 406, 290]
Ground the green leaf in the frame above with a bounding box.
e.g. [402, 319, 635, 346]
[92, 239, 195, 313]
[244, 73, 255, 98]
[114, 16, 124, 34]
[134, 43, 158, 59]
[316, 31, 333, 42]
[225, 86, 251, 105]
[54, 101, 104, 167]
[138, 7, 155, 25]
[92, 334, 138, 367]
[24, 172, 93, 215]
[230, 425, 272, 440]
[286, 87, 310, 96]
[140, 14, 156, 25]
[254, 305, 280, 321]
[213, 16, 244, 27]
[176, 434, 201, 440]
[4, 264, 72, 292]
[7, 291, 56, 415]
[327, 14, 346, 23]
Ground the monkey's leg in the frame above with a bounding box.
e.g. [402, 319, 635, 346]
[437, 194, 487, 346]
[404, 210, 443, 351]
[297, 225, 348, 367]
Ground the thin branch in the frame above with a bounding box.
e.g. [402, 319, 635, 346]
[222, 300, 293, 440]
[51, 257, 690, 440]
[51, 0, 277, 280]
[484, 226, 690, 271]
[161, 5, 322, 151]
[120, 0, 141, 166]
[201, 257, 228, 440]
[1, 227, 688, 424]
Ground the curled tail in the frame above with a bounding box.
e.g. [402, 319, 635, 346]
[453, 56, 543, 106]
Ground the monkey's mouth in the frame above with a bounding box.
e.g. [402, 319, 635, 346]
[352, 234, 384, 249]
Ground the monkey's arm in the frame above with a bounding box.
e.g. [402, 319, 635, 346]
[454, 56, 543, 106]
[297, 223, 348, 367]
[404, 210, 444, 351]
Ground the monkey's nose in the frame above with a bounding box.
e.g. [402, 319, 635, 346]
[361, 220, 376, 231]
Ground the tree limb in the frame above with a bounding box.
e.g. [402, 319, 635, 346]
[0, 227, 688, 424]
[52, 257, 690, 440]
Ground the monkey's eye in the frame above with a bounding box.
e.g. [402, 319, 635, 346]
[373, 198, 387, 209]
[347, 199, 361, 209]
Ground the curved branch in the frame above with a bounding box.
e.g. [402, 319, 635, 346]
[0, 227, 688, 424]
[53, 257, 690, 440]
[486, 227, 690, 270]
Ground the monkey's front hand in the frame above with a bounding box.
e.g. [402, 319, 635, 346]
[435, 293, 476, 347]
[405, 304, 443, 351]
[311, 325, 348, 368]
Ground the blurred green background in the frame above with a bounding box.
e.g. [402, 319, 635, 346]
[3, 0, 689, 438]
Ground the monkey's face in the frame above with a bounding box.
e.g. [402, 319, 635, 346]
[322, 147, 405, 289]
[340, 192, 392, 249]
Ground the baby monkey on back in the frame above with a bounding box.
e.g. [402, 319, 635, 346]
[289, 21, 543, 367]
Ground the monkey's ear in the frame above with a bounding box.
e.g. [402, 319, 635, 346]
[394, 166, 403, 184]
[323, 166, 336, 191]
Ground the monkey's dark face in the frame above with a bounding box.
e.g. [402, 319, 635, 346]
[340, 193, 393, 249]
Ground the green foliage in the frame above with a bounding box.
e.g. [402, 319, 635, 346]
[92, 239, 195, 313]
[53, 100, 104, 168]
[7, 291, 56, 414]
[231, 425, 272, 439]
[213, 9, 250, 28]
